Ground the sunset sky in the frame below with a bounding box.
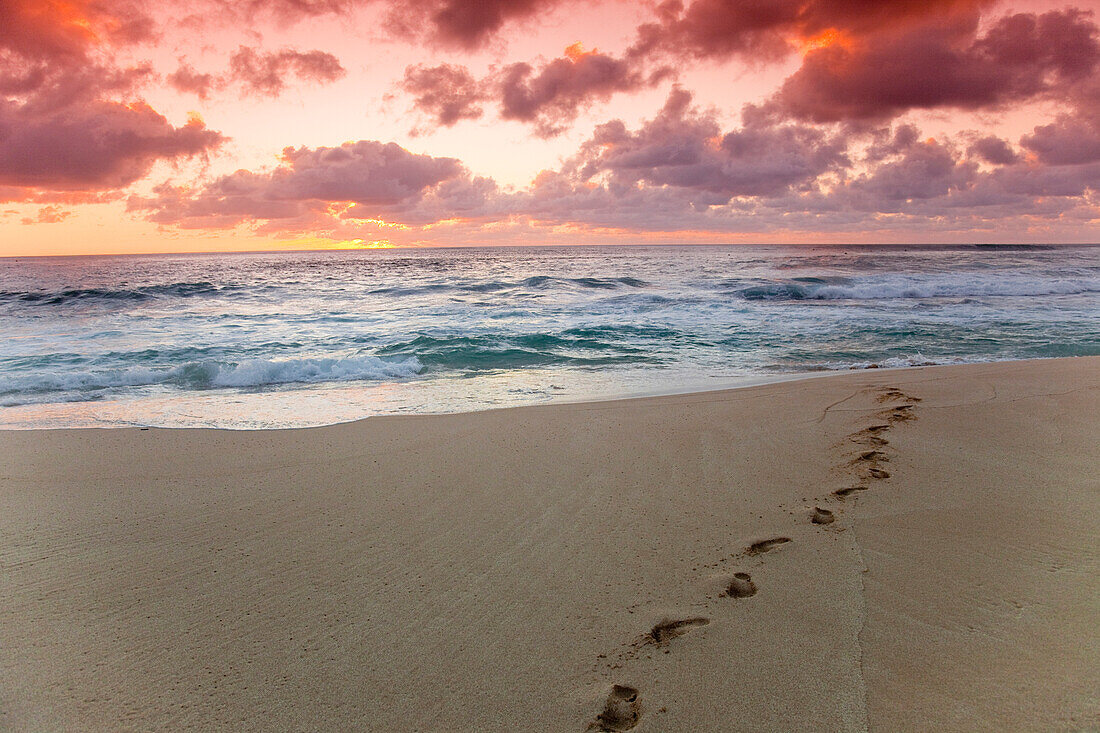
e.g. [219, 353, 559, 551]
[3, 0, 1100, 255]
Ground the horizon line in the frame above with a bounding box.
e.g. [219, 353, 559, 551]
[4, 241, 1096, 260]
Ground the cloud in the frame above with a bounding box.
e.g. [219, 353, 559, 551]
[498, 44, 664, 136]
[628, 0, 995, 63]
[129, 140, 480, 229]
[166, 47, 347, 100]
[0, 101, 224, 192]
[843, 137, 977, 210]
[0, 0, 156, 108]
[566, 89, 847, 199]
[517, 94, 1100, 235]
[228, 46, 346, 96]
[402, 44, 668, 136]
[0, 0, 227, 202]
[401, 63, 487, 127]
[232, 0, 363, 22]
[1022, 116, 1100, 167]
[383, 0, 564, 50]
[0, 0, 156, 62]
[779, 121, 1100, 225]
[222, 0, 570, 50]
[136, 88, 855, 237]
[275, 142, 463, 203]
[2, 61, 155, 114]
[167, 62, 218, 100]
[166, 0, 576, 52]
[968, 136, 1019, 166]
[771, 9, 1100, 122]
[131, 104, 1100, 243]
[397, 4, 1096, 137]
[21, 205, 73, 225]
[630, 0, 800, 62]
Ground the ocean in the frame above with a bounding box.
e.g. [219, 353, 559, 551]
[1, 244, 1097, 429]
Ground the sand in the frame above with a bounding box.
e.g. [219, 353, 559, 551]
[1, 357, 1097, 731]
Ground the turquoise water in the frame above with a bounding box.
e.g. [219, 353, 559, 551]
[1, 244, 1097, 428]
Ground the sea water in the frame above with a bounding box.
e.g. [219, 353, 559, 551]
[1, 244, 1097, 429]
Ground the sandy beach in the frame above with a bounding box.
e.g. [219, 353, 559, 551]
[1, 357, 1097, 731]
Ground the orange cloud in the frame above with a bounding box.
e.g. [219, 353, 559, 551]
[797, 28, 852, 55]
[0, 0, 153, 60]
[564, 42, 595, 62]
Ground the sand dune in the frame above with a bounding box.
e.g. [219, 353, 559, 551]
[1, 358, 1097, 731]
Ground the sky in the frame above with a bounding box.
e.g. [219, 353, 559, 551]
[2, 0, 1100, 255]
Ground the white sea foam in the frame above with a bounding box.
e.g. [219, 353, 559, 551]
[0, 355, 422, 404]
[808, 276, 1100, 300]
[740, 275, 1100, 300]
[815, 354, 991, 370]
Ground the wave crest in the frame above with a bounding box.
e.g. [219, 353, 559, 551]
[0, 354, 422, 404]
[736, 276, 1100, 301]
[0, 281, 242, 306]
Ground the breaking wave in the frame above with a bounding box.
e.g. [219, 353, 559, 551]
[0, 281, 244, 306]
[0, 354, 422, 404]
[735, 276, 1100, 301]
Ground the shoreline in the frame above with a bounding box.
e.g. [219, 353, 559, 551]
[2, 357, 1097, 730]
[3, 354, 1093, 432]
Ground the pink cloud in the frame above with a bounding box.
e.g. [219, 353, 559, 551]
[11, 0, 1091, 243]
[0, 0, 156, 62]
[401, 63, 487, 127]
[0, 100, 223, 193]
[498, 46, 666, 136]
[771, 9, 1100, 122]
[566, 89, 847, 198]
[384, 0, 563, 50]
[628, 0, 996, 63]
[228, 47, 346, 96]
[0, 0, 225, 201]
[167, 62, 219, 100]
[402, 45, 669, 136]
[131, 104, 1100, 241]
[220, 0, 570, 50]
[129, 140, 477, 229]
[1022, 111, 1100, 166]
[968, 136, 1020, 166]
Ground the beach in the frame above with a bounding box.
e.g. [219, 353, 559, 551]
[1, 357, 1097, 731]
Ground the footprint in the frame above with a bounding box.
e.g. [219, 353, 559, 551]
[646, 617, 710, 645]
[856, 450, 888, 462]
[746, 537, 792, 556]
[851, 432, 889, 447]
[876, 389, 907, 403]
[591, 685, 640, 731]
[877, 389, 921, 404]
[811, 507, 835, 524]
[866, 468, 890, 479]
[833, 486, 868, 499]
[882, 405, 916, 422]
[726, 572, 757, 598]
